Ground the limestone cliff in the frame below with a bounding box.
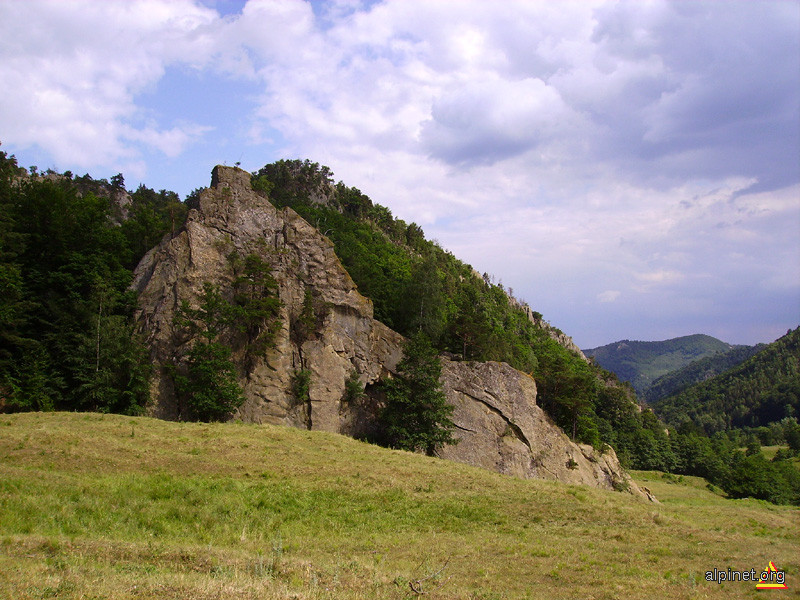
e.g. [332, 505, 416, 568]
[133, 166, 652, 500]
[133, 165, 404, 431]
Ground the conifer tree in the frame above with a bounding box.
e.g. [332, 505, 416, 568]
[229, 251, 282, 360]
[174, 283, 244, 421]
[381, 331, 457, 456]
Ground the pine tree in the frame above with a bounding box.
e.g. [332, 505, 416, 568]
[381, 331, 457, 456]
[229, 251, 282, 361]
[175, 341, 244, 422]
[173, 283, 244, 421]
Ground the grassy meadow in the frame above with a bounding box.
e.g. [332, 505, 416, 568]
[0, 412, 798, 599]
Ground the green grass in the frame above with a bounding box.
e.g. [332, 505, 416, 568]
[1, 412, 799, 599]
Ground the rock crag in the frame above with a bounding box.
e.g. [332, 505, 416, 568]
[133, 165, 404, 432]
[440, 360, 648, 497]
[133, 166, 652, 500]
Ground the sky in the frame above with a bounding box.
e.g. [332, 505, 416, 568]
[1, 0, 798, 348]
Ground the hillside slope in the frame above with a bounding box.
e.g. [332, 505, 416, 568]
[652, 327, 800, 433]
[0, 152, 670, 489]
[247, 160, 670, 467]
[1, 412, 798, 600]
[643, 343, 766, 403]
[584, 334, 739, 397]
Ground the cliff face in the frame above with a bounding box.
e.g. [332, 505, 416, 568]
[133, 166, 651, 500]
[439, 360, 647, 495]
[133, 165, 403, 432]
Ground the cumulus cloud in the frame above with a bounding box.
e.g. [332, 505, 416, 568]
[420, 77, 578, 167]
[0, 0, 218, 169]
[231, 0, 798, 204]
[0, 0, 797, 346]
[221, 0, 797, 345]
[584, 1, 800, 190]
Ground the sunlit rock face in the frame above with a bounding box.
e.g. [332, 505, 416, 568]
[439, 360, 650, 498]
[133, 165, 403, 430]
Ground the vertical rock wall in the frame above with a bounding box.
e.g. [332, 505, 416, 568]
[133, 165, 403, 429]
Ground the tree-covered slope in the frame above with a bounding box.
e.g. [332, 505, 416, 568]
[643, 343, 766, 403]
[0, 148, 185, 414]
[584, 334, 739, 396]
[652, 327, 800, 433]
[0, 153, 671, 473]
[3, 151, 798, 503]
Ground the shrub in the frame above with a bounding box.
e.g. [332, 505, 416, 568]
[175, 341, 244, 422]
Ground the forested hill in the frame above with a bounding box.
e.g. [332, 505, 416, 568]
[584, 334, 740, 397]
[250, 160, 668, 465]
[642, 343, 766, 403]
[652, 327, 800, 433]
[0, 151, 672, 473]
[0, 148, 184, 414]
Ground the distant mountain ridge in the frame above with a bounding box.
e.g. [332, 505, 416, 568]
[651, 327, 800, 433]
[583, 334, 742, 397]
[642, 343, 766, 403]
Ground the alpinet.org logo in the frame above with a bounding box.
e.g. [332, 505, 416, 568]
[705, 561, 787, 590]
[756, 562, 788, 591]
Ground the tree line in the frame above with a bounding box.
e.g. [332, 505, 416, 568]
[0, 147, 183, 415]
[652, 327, 799, 433]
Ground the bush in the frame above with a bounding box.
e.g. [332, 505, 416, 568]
[173, 283, 245, 422]
[292, 369, 311, 407]
[343, 370, 365, 404]
[175, 341, 244, 422]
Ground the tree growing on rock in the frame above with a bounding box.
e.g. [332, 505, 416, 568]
[173, 283, 244, 421]
[229, 251, 282, 365]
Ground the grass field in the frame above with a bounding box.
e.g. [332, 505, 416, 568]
[1, 412, 798, 599]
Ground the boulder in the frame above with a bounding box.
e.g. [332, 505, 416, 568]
[439, 360, 650, 498]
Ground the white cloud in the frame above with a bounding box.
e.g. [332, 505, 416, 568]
[597, 290, 621, 303]
[420, 76, 579, 166]
[635, 269, 684, 285]
[0, 0, 219, 169]
[0, 0, 797, 346]
[123, 123, 213, 158]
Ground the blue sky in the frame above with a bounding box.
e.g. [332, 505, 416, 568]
[1, 0, 798, 348]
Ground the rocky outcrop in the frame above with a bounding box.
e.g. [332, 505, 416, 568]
[509, 297, 587, 360]
[132, 166, 653, 500]
[438, 360, 649, 497]
[543, 325, 588, 360]
[133, 165, 404, 430]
